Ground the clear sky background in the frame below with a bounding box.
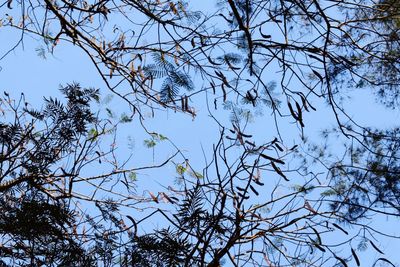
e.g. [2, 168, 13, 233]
[1, 1, 400, 266]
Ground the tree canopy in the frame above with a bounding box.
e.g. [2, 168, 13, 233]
[1, 0, 400, 266]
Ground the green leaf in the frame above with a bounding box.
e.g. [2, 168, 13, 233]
[357, 238, 368, 251]
[88, 128, 98, 139]
[129, 172, 137, 182]
[35, 46, 47, 59]
[106, 108, 115, 118]
[291, 185, 315, 194]
[120, 113, 132, 123]
[150, 133, 168, 141]
[176, 164, 186, 175]
[320, 189, 337, 197]
[193, 171, 203, 179]
[158, 134, 168, 141]
[144, 139, 157, 148]
[101, 94, 114, 104]
[188, 170, 203, 179]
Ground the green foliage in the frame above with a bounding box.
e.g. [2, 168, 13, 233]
[189, 170, 203, 179]
[291, 184, 315, 194]
[105, 107, 115, 118]
[129, 172, 137, 182]
[143, 132, 168, 148]
[217, 53, 243, 66]
[101, 94, 114, 105]
[0, 85, 100, 266]
[88, 128, 99, 139]
[143, 139, 157, 148]
[35, 46, 48, 59]
[328, 128, 400, 221]
[0, 190, 95, 266]
[176, 164, 186, 175]
[126, 229, 191, 266]
[143, 53, 194, 102]
[320, 189, 337, 197]
[223, 100, 254, 124]
[120, 112, 133, 123]
[176, 184, 205, 230]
